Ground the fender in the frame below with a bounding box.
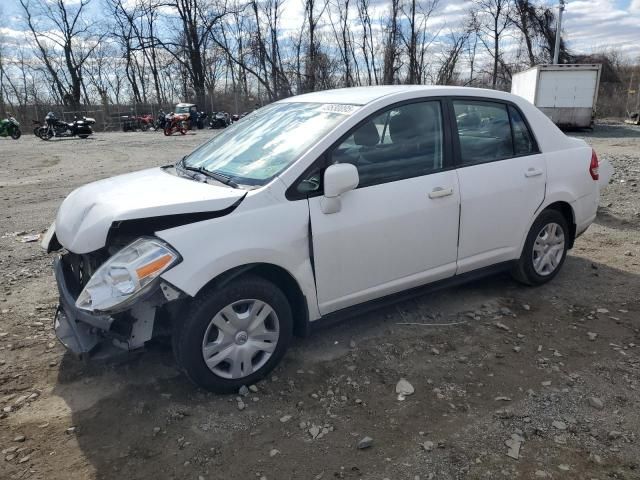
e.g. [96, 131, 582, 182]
[156, 193, 322, 322]
[516, 192, 578, 256]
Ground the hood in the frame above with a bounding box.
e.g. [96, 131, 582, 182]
[55, 167, 245, 254]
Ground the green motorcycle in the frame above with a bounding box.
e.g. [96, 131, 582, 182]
[0, 116, 21, 140]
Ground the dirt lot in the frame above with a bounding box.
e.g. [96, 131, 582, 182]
[1, 124, 639, 480]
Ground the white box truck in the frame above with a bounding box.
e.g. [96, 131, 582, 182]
[511, 64, 602, 129]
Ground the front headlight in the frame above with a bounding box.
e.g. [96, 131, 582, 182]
[75, 237, 180, 313]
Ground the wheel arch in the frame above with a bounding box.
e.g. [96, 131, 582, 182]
[195, 263, 310, 338]
[543, 201, 577, 249]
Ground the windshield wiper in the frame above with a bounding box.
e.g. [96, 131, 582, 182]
[176, 157, 239, 188]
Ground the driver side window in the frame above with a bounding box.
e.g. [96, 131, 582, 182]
[330, 101, 444, 188]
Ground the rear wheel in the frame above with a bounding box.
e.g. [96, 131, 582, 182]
[164, 127, 172, 136]
[512, 209, 569, 286]
[78, 134, 89, 139]
[173, 275, 293, 393]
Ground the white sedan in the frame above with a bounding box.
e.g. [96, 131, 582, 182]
[43, 86, 610, 392]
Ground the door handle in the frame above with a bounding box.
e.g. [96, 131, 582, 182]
[428, 187, 454, 199]
[525, 168, 543, 178]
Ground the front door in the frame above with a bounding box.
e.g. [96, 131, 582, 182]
[306, 100, 460, 315]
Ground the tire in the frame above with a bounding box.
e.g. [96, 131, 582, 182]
[39, 127, 52, 141]
[11, 129, 21, 140]
[173, 275, 293, 393]
[164, 127, 172, 136]
[79, 134, 89, 139]
[512, 209, 569, 286]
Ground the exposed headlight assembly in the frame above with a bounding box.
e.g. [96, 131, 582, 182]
[75, 237, 180, 313]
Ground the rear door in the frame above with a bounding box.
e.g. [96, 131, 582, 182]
[451, 99, 546, 274]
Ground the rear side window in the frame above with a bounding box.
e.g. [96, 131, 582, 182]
[453, 100, 538, 165]
[508, 105, 536, 156]
[329, 101, 444, 188]
[453, 101, 514, 165]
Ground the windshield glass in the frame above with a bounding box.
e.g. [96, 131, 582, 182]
[175, 105, 191, 114]
[183, 102, 358, 186]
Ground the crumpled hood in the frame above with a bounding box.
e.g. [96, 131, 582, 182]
[55, 167, 245, 254]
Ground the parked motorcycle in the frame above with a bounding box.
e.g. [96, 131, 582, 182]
[0, 115, 21, 139]
[122, 113, 154, 132]
[37, 112, 95, 140]
[209, 111, 230, 129]
[163, 112, 188, 136]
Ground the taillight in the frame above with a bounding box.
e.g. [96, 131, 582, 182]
[589, 149, 599, 181]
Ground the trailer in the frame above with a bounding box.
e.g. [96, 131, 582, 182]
[511, 64, 602, 129]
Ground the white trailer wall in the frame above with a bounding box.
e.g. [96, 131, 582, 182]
[536, 70, 599, 108]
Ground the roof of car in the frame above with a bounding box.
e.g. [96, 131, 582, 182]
[278, 85, 515, 106]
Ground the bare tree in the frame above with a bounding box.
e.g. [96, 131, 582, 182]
[436, 31, 469, 85]
[471, 0, 513, 89]
[511, 0, 536, 66]
[302, 0, 329, 92]
[382, 0, 401, 85]
[401, 0, 439, 84]
[19, 0, 102, 108]
[356, 0, 378, 85]
[328, 0, 356, 87]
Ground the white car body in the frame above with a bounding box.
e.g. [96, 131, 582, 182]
[45, 86, 610, 388]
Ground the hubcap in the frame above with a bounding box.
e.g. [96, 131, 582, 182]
[532, 222, 565, 276]
[201, 299, 279, 380]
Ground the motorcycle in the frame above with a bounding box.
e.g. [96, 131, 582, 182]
[122, 113, 154, 132]
[0, 115, 21, 140]
[163, 112, 188, 136]
[209, 111, 230, 129]
[37, 112, 95, 140]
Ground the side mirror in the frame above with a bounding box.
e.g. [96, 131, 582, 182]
[321, 163, 359, 214]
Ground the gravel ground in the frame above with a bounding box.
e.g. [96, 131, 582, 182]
[0, 124, 639, 480]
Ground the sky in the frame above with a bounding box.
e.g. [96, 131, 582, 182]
[1, 0, 639, 60]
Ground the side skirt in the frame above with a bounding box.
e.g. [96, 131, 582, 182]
[308, 261, 515, 334]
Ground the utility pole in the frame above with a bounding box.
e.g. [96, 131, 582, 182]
[553, 0, 565, 64]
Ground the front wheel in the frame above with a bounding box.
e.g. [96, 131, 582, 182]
[78, 134, 89, 139]
[173, 275, 293, 393]
[38, 127, 52, 141]
[11, 129, 21, 140]
[512, 209, 569, 286]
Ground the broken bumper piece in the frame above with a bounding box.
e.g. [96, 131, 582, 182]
[53, 256, 183, 359]
[54, 258, 113, 357]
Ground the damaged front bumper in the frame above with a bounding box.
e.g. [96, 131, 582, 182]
[53, 256, 184, 359]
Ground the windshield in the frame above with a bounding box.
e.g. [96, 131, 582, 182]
[183, 102, 358, 186]
[175, 105, 191, 114]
